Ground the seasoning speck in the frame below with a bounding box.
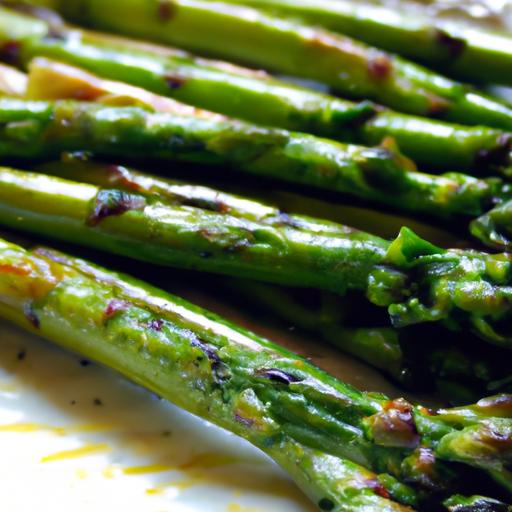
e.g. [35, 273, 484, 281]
[17, 349, 26, 361]
[93, 398, 103, 406]
[157, 0, 176, 21]
[319, 498, 335, 511]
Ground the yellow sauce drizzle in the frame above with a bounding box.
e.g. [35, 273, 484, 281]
[178, 452, 240, 470]
[145, 488, 165, 496]
[123, 463, 175, 475]
[41, 443, 110, 463]
[75, 468, 88, 480]
[0, 422, 111, 436]
[227, 504, 261, 512]
[102, 465, 119, 479]
[0, 423, 66, 435]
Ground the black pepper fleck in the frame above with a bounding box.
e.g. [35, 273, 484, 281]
[318, 498, 335, 511]
[17, 349, 26, 361]
[93, 398, 103, 406]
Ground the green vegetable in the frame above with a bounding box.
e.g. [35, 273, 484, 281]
[26, 59, 512, 253]
[1, 94, 511, 252]
[34, 161, 512, 399]
[29, 0, 512, 129]
[0, 95, 509, 225]
[0, 7, 509, 174]
[0, 236, 418, 511]
[444, 494, 512, 511]
[1, 236, 511, 507]
[471, 200, 512, 251]
[221, 279, 512, 401]
[2, 163, 512, 348]
[207, 0, 512, 86]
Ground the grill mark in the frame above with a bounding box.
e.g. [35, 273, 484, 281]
[87, 189, 146, 226]
[256, 368, 301, 385]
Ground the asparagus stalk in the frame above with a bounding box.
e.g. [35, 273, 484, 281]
[444, 494, 512, 511]
[1, 8, 511, 173]
[36, 159, 356, 237]
[25, 57, 227, 120]
[1, 92, 511, 250]
[26, 57, 512, 177]
[38, 159, 512, 399]
[1, 236, 511, 505]
[206, 0, 512, 86]
[2, 163, 512, 348]
[0, 236, 418, 511]
[0, 94, 510, 224]
[220, 279, 512, 401]
[24, 60, 512, 258]
[28, 0, 512, 130]
[471, 201, 512, 251]
[27, 60, 512, 251]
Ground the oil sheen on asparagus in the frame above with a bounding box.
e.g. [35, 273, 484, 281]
[206, 0, 512, 86]
[20, 58, 512, 255]
[0, 5, 510, 172]
[28, 0, 512, 129]
[0, 92, 511, 250]
[2, 162, 512, 349]
[1, 236, 512, 509]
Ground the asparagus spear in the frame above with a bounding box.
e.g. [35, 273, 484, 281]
[206, 0, 512, 86]
[2, 163, 512, 348]
[29, 0, 512, 130]
[1, 93, 511, 251]
[220, 278, 512, 401]
[444, 494, 512, 511]
[36, 158, 357, 236]
[0, 6, 384, 141]
[25, 56, 512, 176]
[1, 236, 511, 505]
[27, 60, 512, 250]
[0, 95, 511, 224]
[0, 236, 419, 511]
[25, 57, 227, 120]
[1, 8, 511, 173]
[471, 201, 512, 251]
[39, 159, 512, 399]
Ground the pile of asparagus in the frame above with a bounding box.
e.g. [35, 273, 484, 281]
[0, 1, 511, 510]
